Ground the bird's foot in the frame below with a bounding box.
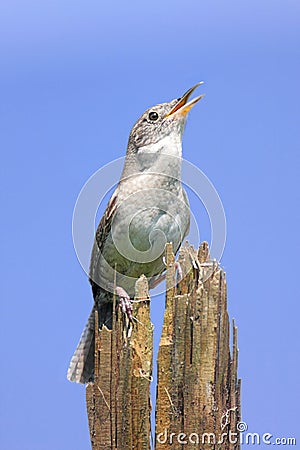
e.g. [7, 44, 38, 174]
[149, 259, 183, 290]
[162, 256, 183, 283]
[174, 261, 183, 282]
[114, 286, 133, 322]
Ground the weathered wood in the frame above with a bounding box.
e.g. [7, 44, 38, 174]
[86, 275, 153, 450]
[86, 242, 241, 449]
[155, 242, 241, 449]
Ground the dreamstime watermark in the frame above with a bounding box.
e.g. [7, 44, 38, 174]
[156, 422, 297, 446]
[72, 156, 226, 295]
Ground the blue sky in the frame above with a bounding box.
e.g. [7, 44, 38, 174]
[1, 1, 299, 449]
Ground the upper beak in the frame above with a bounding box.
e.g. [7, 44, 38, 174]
[165, 82, 205, 118]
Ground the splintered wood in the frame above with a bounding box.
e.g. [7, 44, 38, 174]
[86, 275, 153, 450]
[86, 242, 241, 449]
[155, 242, 241, 449]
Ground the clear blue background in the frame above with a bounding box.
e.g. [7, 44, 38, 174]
[1, 1, 299, 449]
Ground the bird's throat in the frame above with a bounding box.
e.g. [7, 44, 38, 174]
[135, 135, 183, 179]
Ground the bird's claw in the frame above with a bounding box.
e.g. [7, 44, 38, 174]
[174, 261, 183, 282]
[115, 286, 133, 322]
[162, 256, 183, 280]
[149, 259, 183, 290]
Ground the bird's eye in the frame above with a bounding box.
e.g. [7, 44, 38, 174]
[148, 111, 159, 121]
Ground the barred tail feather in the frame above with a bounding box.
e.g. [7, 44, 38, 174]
[67, 306, 96, 383]
[67, 301, 113, 383]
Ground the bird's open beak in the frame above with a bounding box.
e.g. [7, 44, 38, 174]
[165, 82, 205, 118]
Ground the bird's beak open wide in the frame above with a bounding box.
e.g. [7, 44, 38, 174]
[165, 82, 205, 118]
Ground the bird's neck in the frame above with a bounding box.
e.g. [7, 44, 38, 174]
[122, 134, 183, 181]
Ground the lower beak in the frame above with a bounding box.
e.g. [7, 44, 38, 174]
[165, 82, 205, 118]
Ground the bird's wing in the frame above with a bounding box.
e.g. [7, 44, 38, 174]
[89, 187, 119, 288]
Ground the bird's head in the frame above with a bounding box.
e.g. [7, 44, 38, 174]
[128, 82, 205, 152]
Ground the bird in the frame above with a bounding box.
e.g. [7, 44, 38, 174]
[67, 83, 204, 383]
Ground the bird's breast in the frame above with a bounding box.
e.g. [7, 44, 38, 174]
[91, 175, 190, 296]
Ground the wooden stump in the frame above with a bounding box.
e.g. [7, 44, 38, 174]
[86, 275, 153, 450]
[86, 243, 241, 449]
[155, 242, 241, 449]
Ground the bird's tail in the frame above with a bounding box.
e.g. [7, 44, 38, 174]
[67, 302, 113, 383]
